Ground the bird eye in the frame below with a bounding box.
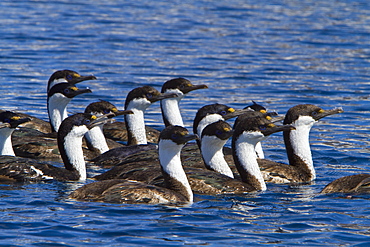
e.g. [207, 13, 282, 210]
[215, 130, 223, 135]
[3, 118, 10, 123]
[259, 125, 266, 130]
[66, 74, 73, 81]
[64, 88, 70, 94]
[171, 134, 179, 139]
[84, 119, 91, 125]
[103, 109, 110, 114]
[179, 84, 185, 89]
[146, 93, 153, 99]
[220, 110, 227, 115]
[312, 111, 318, 116]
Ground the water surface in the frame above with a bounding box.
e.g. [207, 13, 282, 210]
[1, 0, 370, 246]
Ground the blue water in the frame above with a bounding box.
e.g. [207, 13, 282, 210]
[1, 0, 370, 245]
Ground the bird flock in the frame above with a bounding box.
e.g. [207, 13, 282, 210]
[0, 69, 368, 205]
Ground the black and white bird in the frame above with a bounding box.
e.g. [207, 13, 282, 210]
[258, 104, 343, 184]
[70, 125, 197, 205]
[84, 100, 133, 155]
[91, 86, 178, 166]
[160, 78, 208, 127]
[231, 114, 295, 191]
[0, 113, 114, 182]
[193, 103, 250, 148]
[47, 83, 92, 133]
[94, 115, 293, 194]
[47, 69, 96, 93]
[0, 111, 32, 156]
[11, 70, 96, 134]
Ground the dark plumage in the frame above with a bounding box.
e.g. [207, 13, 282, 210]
[70, 126, 197, 205]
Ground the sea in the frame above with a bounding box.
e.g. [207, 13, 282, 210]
[0, 0, 370, 246]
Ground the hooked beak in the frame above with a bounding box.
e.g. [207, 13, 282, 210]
[111, 110, 134, 117]
[176, 134, 199, 145]
[69, 88, 93, 98]
[69, 75, 97, 84]
[87, 113, 115, 129]
[261, 124, 295, 136]
[224, 108, 255, 120]
[313, 107, 344, 121]
[182, 84, 208, 94]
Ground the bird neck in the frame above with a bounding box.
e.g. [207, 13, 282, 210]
[84, 125, 109, 154]
[159, 140, 193, 202]
[160, 89, 184, 127]
[233, 131, 266, 191]
[125, 108, 147, 145]
[58, 126, 88, 181]
[125, 99, 152, 145]
[0, 128, 16, 156]
[284, 117, 316, 180]
[201, 136, 234, 178]
[48, 93, 71, 132]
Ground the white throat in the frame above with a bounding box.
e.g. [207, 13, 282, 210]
[160, 89, 184, 127]
[84, 125, 109, 154]
[63, 125, 89, 180]
[0, 128, 16, 156]
[289, 115, 316, 179]
[125, 98, 152, 145]
[201, 135, 234, 178]
[159, 139, 193, 202]
[48, 93, 72, 132]
[235, 131, 266, 190]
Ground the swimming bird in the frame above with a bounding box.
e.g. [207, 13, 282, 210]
[90, 86, 178, 166]
[259, 104, 343, 184]
[70, 125, 197, 204]
[321, 174, 370, 194]
[47, 69, 96, 93]
[84, 100, 133, 155]
[125, 85, 178, 145]
[10, 70, 96, 133]
[48, 83, 92, 132]
[94, 115, 293, 194]
[160, 77, 208, 127]
[193, 103, 250, 148]
[11, 83, 93, 159]
[199, 120, 234, 178]
[242, 101, 281, 159]
[13, 100, 133, 160]
[0, 111, 32, 156]
[0, 113, 112, 182]
[232, 114, 295, 190]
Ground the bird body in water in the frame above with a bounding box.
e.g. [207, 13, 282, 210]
[70, 125, 197, 205]
[94, 115, 293, 195]
[258, 104, 343, 184]
[321, 174, 370, 194]
[0, 112, 115, 182]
